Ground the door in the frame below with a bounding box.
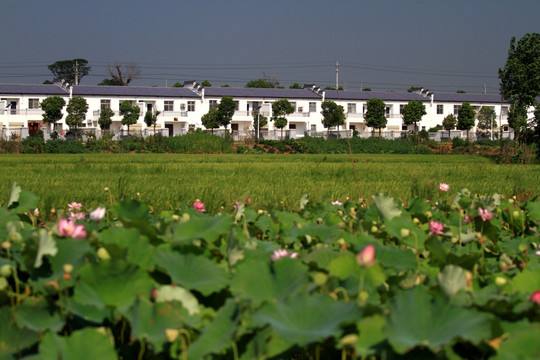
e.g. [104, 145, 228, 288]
[165, 124, 173, 137]
[28, 121, 41, 137]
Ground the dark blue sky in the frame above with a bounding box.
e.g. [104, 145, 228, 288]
[1, 0, 538, 93]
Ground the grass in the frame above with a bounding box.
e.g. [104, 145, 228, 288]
[1, 153, 538, 214]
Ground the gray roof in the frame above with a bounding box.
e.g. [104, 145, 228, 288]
[325, 90, 427, 102]
[432, 92, 504, 104]
[0, 83, 67, 96]
[203, 87, 322, 99]
[72, 85, 199, 98]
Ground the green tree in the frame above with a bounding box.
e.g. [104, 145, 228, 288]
[271, 99, 294, 140]
[507, 102, 528, 138]
[201, 80, 212, 87]
[289, 83, 302, 89]
[442, 114, 457, 138]
[457, 102, 476, 138]
[98, 78, 123, 86]
[217, 96, 236, 130]
[48, 59, 91, 85]
[119, 100, 140, 135]
[98, 107, 114, 130]
[144, 110, 161, 133]
[246, 79, 276, 88]
[252, 108, 268, 138]
[172, 82, 183, 88]
[476, 107, 497, 134]
[401, 100, 427, 133]
[364, 98, 387, 136]
[40, 96, 66, 132]
[65, 96, 89, 130]
[201, 108, 221, 134]
[321, 100, 345, 138]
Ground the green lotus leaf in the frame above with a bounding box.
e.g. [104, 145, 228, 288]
[155, 285, 199, 315]
[385, 285, 493, 354]
[510, 268, 540, 295]
[372, 193, 402, 220]
[127, 297, 189, 351]
[525, 201, 540, 222]
[39, 328, 116, 360]
[230, 257, 308, 303]
[73, 259, 153, 312]
[373, 244, 417, 271]
[99, 227, 154, 267]
[494, 323, 540, 360]
[354, 315, 386, 357]
[14, 297, 64, 332]
[328, 253, 360, 280]
[8, 183, 39, 215]
[154, 248, 229, 296]
[437, 265, 468, 297]
[34, 229, 57, 268]
[253, 293, 361, 346]
[384, 216, 428, 251]
[187, 299, 239, 359]
[0, 309, 39, 358]
[171, 215, 233, 244]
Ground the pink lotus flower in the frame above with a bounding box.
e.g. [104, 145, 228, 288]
[246, 197, 252, 204]
[90, 207, 106, 221]
[530, 291, 540, 305]
[463, 215, 474, 224]
[439, 183, 450, 192]
[193, 200, 206, 213]
[67, 202, 83, 211]
[331, 200, 343, 206]
[429, 221, 444, 236]
[357, 245, 375, 267]
[69, 211, 86, 221]
[270, 249, 299, 262]
[478, 207, 493, 222]
[57, 219, 87, 239]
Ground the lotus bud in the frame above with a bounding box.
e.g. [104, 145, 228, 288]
[357, 245, 375, 267]
[0, 265, 12, 277]
[97, 247, 111, 260]
[165, 328, 180, 343]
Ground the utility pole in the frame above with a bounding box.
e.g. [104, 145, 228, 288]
[483, 83, 486, 94]
[75, 60, 79, 86]
[335, 61, 339, 90]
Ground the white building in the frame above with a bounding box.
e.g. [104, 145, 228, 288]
[0, 82, 526, 140]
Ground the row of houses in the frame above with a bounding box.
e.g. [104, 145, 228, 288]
[0, 82, 524, 140]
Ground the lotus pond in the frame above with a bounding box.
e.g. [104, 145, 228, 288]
[1, 182, 539, 359]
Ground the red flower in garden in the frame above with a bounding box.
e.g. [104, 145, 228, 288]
[429, 221, 444, 236]
[193, 200, 206, 213]
[57, 218, 87, 239]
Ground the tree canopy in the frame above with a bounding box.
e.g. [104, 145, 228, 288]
[272, 99, 294, 139]
[100, 63, 141, 86]
[364, 98, 387, 136]
[120, 101, 140, 134]
[401, 100, 427, 132]
[201, 80, 212, 87]
[442, 114, 457, 137]
[40, 96, 66, 125]
[144, 110, 161, 132]
[476, 107, 497, 132]
[499, 33, 540, 108]
[321, 100, 345, 136]
[201, 108, 221, 133]
[217, 96, 236, 129]
[289, 83, 302, 89]
[65, 96, 88, 130]
[457, 102, 476, 137]
[98, 108, 114, 130]
[246, 79, 276, 88]
[48, 59, 91, 85]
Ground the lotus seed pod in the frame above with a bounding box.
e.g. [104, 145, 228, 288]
[171, 214, 180, 221]
[400, 228, 411, 237]
[97, 247, 111, 260]
[371, 225, 378, 233]
[313, 272, 328, 286]
[512, 210, 519, 218]
[0, 265, 12, 277]
[495, 277, 507, 287]
[340, 334, 359, 346]
[358, 290, 369, 302]
[63, 264, 74, 273]
[1, 241, 11, 250]
[165, 328, 180, 343]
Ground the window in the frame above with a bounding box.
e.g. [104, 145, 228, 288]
[100, 100, 111, 110]
[289, 124, 296, 130]
[311, 124, 317, 132]
[121, 100, 136, 106]
[28, 98, 40, 109]
[347, 103, 356, 113]
[298, 106, 303, 113]
[234, 101, 239, 111]
[309, 102, 316, 112]
[399, 105, 404, 114]
[501, 106, 508, 117]
[164, 101, 174, 111]
[453, 105, 459, 115]
[437, 105, 443, 114]
[187, 101, 195, 112]
[362, 105, 366, 114]
[385, 106, 391, 116]
[209, 100, 218, 110]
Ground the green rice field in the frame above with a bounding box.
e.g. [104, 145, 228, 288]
[0, 153, 538, 214]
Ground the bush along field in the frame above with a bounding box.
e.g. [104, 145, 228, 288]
[1, 183, 540, 359]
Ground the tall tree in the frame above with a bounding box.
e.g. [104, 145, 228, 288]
[40, 96, 66, 132]
[144, 110, 161, 133]
[289, 83, 302, 89]
[65, 96, 89, 130]
[442, 114, 457, 138]
[271, 99, 294, 140]
[201, 108, 221, 134]
[476, 107, 497, 134]
[217, 96, 236, 130]
[401, 100, 427, 133]
[321, 100, 345, 138]
[98, 108, 114, 130]
[251, 108, 268, 138]
[246, 79, 276, 88]
[101, 62, 141, 86]
[201, 80, 212, 87]
[364, 98, 387, 136]
[120, 100, 140, 135]
[457, 102, 476, 138]
[48, 59, 91, 85]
